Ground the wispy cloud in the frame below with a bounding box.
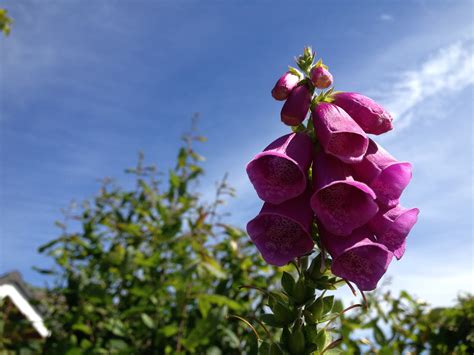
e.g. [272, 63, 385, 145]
[380, 39, 474, 129]
[379, 14, 393, 22]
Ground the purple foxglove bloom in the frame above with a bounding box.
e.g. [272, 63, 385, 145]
[311, 150, 378, 236]
[271, 72, 300, 101]
[247, 190, 314, 266]
[369, 205, 419, 260]
[281, 84, 312, 126]
[352, 139, 412, 208]
[312, 103, 369, 164]
[320, 226, 393, 291]
[332, 92, 393, 135]
[310, 66, 333, 89]
[246, 133, 312, 204]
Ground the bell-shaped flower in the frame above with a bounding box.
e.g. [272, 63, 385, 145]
[247, 190, 314, 266]
[271, 72, 300, 101]
[369, 205, 419, 260]
[352, 139, 412, 208]
[311, 150, 378, 236]
[319, 225, 393, 291]
[281, 84, 312, 126]
[246, 133, 312, 204]
[332, 92, 393, 135]
[312, 102, 369, 164]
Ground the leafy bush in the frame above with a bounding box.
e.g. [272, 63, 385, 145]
[37, 132, 279, 354]
[339, 288, 474, 354]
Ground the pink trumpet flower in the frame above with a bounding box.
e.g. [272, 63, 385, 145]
[312, 102, 369, 164]
[320, 226, 393, 291]
[271, 72, 300, 101]
[247, 190, 314, 266]
[332, 92, 393, 135]
[352, 139, 412, 208]
[281, 84, 312, 126]
[311, 150, 378, 236]
[369, 205, 419, 260]
[246, 133, 312, 204]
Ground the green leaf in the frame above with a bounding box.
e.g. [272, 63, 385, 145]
[202, 256, 227, 279]
[141, 313, 155, 329]
[178, 147, 188, 167]
[373, 323, 387, 345]
[169, 171, 180, 188]
[206, 346, 222, 355]
[196, 294, 243, 312]
[161, 324, 179, 337]
[65, 348, 82, 355]
[72, 323, 92, 335]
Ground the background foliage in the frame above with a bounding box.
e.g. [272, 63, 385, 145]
[34, 131, 280, 354]
[339, 288, 474, 354]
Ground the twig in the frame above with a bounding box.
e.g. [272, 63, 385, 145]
[227, 315, 260, 341]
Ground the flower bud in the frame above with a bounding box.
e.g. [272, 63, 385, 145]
[369, 205, 419, 260]
[310, 66, 333, 89]
[271, 72, 300, 101]
[332, 92, 393, 135]
[288, 328, 305, 354]
[246, 133, 312, 204]
[352, 139, 412, 208]
[312, 102, 369, 164]
[311, 150, 378, 236]
[247, 189, 314, 266]
[281, 84, 312, 126]
[320, 226, 393, 291]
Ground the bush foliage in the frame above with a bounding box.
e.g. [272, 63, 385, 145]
[36, 133, 279, 354]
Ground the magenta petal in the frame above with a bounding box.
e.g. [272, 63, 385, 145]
[246, 133, 312, 204]
[312, 103, 368, 164]
[281, 84, 312, 126]
[332, 92, 393, 135]
[247, 190, 314, 266]
[311, 150, 378, 236]
[320, 226, 393, 291]
[369, 205, 419, 260]
[271, 72, 300, 101]
[353, 140, 413, 208]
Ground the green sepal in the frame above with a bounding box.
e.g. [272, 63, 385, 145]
[291, 124, 306, 133]
[271, 301, 297, 325]
[315, 330, 328, 350]
[280, 327, 291, 349]
[304, 324, 318, 343]
[269, 343, 284, 355]
[307, 253, 324, 281]
[293, 279, 314, 306]
[323, 295, 335, 314]
[260, 314, 285, 328]
[259, 342, 271, 354]
[307, 297, 324, 322]
[281, 272, 296, 296]
[288, 66, 303, 79]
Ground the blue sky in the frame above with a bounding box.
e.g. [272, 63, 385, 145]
[0, 0, 472, 307]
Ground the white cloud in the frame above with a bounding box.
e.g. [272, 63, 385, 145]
[379, 14, 393, 22]
[381, 39, 474, 129]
